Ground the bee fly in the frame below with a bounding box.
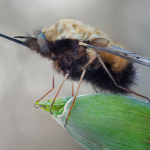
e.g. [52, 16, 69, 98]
[1, 19, 150, 126]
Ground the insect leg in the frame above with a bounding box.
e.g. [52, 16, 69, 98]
[34, 75, 55, 108]
[97, 54, 150, 102]
[64, 55, 98, 127]
[64, 69, 86, 127]
[50, 73, 69, 114]
[72, 81, 74, 97]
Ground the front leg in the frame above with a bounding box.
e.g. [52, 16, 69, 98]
[34, 75, 55, 108]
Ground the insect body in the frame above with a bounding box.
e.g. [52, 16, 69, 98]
[19, 19, 136, 93]
[0, 19, 150, 126]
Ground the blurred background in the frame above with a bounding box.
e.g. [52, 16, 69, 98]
[0, 0, 150, 150]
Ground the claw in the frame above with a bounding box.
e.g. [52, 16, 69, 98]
[34, 103, 39, 109]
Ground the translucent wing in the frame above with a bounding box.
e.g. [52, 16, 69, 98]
[80, 42, 150, 67]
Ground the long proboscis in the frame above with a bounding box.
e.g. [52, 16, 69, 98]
[0, 33, 27, 47]
[79, 42, 150, 67]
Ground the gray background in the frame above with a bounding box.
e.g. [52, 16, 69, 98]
[0, 0, 150, 150]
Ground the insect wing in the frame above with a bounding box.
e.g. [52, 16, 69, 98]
[82, 42, 150, 67]
[108, 45, 150, 67]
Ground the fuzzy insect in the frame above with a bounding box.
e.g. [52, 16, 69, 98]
[0, 19, 150, 126]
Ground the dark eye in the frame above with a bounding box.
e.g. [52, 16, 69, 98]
[37, 33, 48, 51]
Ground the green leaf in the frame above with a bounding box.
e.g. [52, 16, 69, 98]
[36, 94, 150, 150]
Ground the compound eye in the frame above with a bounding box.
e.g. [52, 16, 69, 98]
[37, 33, 48, 51]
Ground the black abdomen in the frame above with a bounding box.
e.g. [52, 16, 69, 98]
[69, 62, 136, 94]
